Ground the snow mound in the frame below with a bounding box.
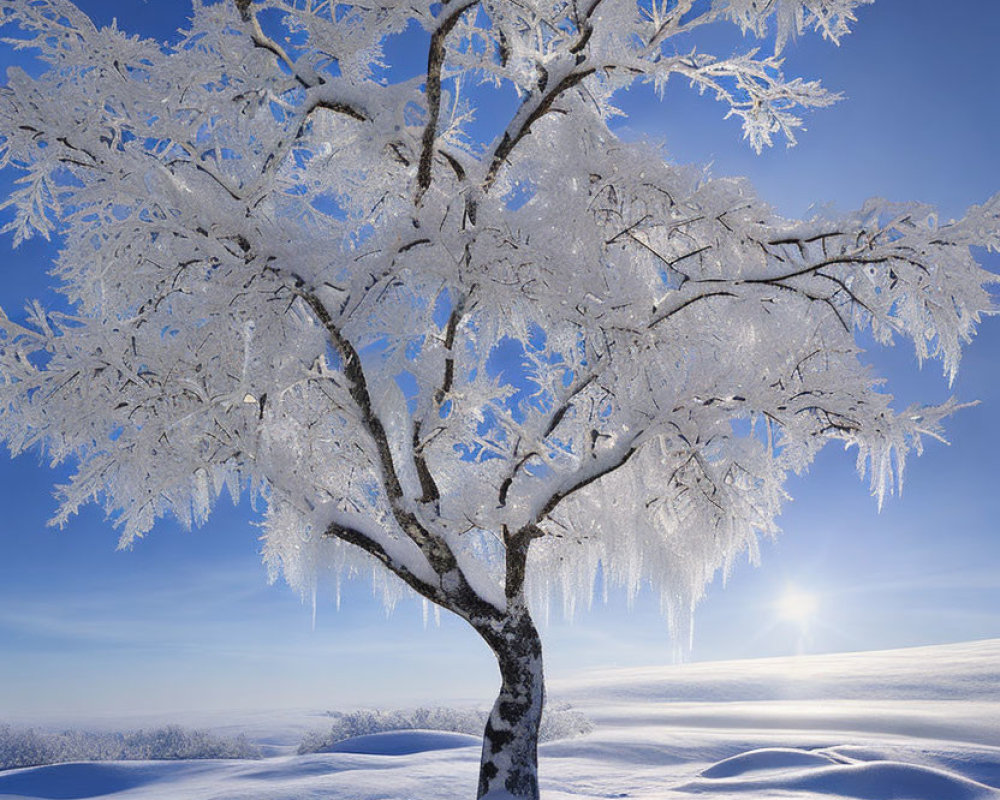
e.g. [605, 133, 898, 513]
[0, 760, 216, 799]
[681, 748, 1000, 799]
[319, 730, 481, 756]
[701, 746, 847, 777]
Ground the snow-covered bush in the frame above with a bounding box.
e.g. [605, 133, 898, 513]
[115, 725, 261, 761]
[0, 724, 260, 771]
[0, 725, 55, 770]
[298, 705, 592, 754]
[537, 704, 596, 743]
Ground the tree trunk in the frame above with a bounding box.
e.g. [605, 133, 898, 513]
[476, 606, 545, 800]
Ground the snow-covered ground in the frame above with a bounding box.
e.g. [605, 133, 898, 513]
[2, 639, 999, 799]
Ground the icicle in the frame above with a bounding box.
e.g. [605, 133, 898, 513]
[311, 583, 317, 632]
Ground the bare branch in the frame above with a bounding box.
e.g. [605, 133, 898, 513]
[649, 290, 739, 328]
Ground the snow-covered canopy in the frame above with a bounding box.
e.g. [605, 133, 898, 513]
[0, 0, 995, 636]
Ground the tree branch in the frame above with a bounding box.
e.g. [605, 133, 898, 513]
[412, 420, 441, 506]
[326, 520, 446, 605]
[745, 253, 893, 285]
[498, 450, 539, 509]
[294, 287, 458, 577]
[235, 2, 368, 121]
[484, 67, 596, 190]
[503, 524, 544, 604]
[236, 0, 314, 91]
[412, 290, 468, 505]
[536, 439, 638, 524]
[495, 372, 597, 510]
[649, 289, 739, 328]
[416, 0, 479, 202]
[327, 520, 504, 627]
[435, 295, 466, 405]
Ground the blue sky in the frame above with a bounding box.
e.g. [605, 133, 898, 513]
[0, 0, 998, 719]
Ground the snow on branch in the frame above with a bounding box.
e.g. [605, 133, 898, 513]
[726, 0, 873, 54]
[652, 49, 840, 151]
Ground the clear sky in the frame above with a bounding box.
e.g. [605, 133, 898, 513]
[0, 0, 998, 720]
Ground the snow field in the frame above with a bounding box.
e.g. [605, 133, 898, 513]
[2, 639, 999, 799]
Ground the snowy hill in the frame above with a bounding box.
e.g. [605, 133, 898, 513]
[2, 639, 999, 799]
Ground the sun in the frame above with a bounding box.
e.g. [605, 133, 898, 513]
[777, 586, 818, 626]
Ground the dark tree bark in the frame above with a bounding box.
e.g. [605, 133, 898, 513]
[474, 605, 545, 800]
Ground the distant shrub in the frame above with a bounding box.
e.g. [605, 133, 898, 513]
[0, 723, 260, 771]
[298, 704, 592, 754]
[0, 725, 56, 770]
[538, 703, 595, 743]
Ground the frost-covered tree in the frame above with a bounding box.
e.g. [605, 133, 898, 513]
[0, 0, 996, 797]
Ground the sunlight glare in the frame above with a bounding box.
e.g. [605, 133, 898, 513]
[777, 586, 818, 626]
